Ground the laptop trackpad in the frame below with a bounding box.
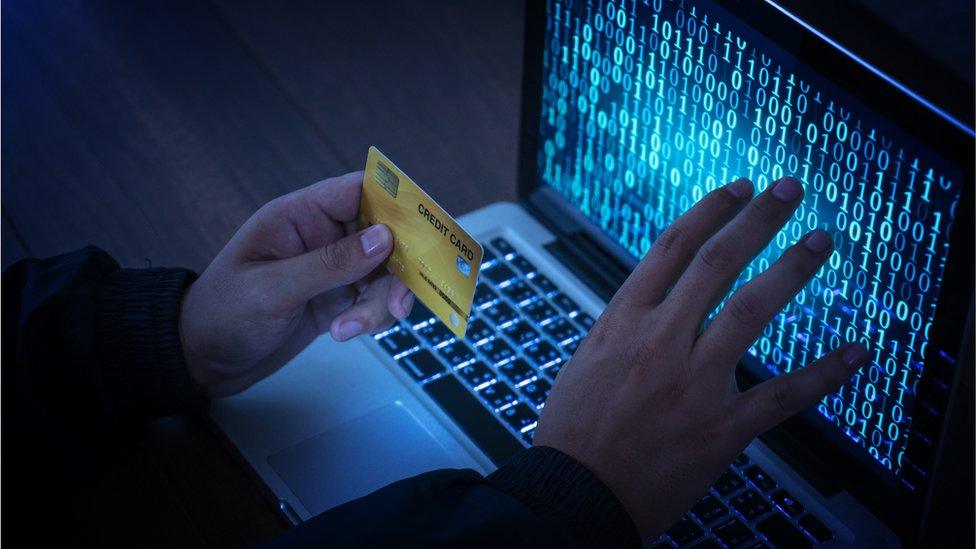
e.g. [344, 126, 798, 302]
[268, 403, 455, 515]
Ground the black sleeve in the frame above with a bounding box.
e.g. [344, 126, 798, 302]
[2, 247, 641, 548]
[2, 246, 204, 534]
[258, 446, 641, 549]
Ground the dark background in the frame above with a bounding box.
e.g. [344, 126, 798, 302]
[2, 1, 973, 546]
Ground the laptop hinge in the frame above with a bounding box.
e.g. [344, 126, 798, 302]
[543, 234, 628, 303]
[525, 189, 633, 302]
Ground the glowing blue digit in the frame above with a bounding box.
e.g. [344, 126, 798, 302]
[539, 0, 960, 483]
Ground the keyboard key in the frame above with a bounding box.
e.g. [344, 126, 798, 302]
[744, 465, 776, 493]
[458, 360, 495, 387]
[501, 320, 540, 346]
[561, 338, 581, 355]
[573, 312, 596, 329]
[480, 338, 517, 365]
[770, 489, 805, 517]
[437, 341, 475, 366]
[466, 318, 494, 342]
[417, 321, 454, 346]
[757, 512, 812, 549]
[480, 381, 517, 410]
[542, 317, 581, 343]
[691, 494, 728, 525]
[541, 361, 563, 379]
[397, 350, 445, 381]
[744, 542, 772, 549]
[423, 375, 523, 465]
[729, 489, 772, 522]
[498, 358, 536, 385]
[490, 237, 515, 256]
[649, 540, 675, 549]
[501, 403, 538, 432]
[501, 280, 538, 304]
[526, 340, 563, 368]
[511, 255, 537, 274]
[666, 516, 703, 545]
[378, 330, 420, 356]
[798, 514, 833, 543]
[522, 428, 536, 445]
[733, 453, 751, 468]
[690, 540, 722, 549]
[405, 302, 435, 327]
[484, 301, 519, 325]
[713, 517, 755, 547]
[529, 273, 558, 294]
[520, 378, 552, 407]
[715, 468, 747, 497]
[481, 247, 497, 266]
[474, 285, 499, 307]
[484, 264, 517, 285]
[551, 292, 580, 313]
[524, 299, 559, 323]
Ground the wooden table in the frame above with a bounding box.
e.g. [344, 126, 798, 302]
[2, 1, 523, 545]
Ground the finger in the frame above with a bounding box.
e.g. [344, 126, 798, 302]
[330, 275, 398, 341]
[695, 230, 833, 366]
[297, 171, 366, 223]
[230, 172, 367, 261]
[387, 276, 414, 320]
[613, 179, 752, 308]
[738, 343, 868, 434]
[264, 223, 393, 308]
[285, 172, 368, 251]
[665, 177, 804, 326]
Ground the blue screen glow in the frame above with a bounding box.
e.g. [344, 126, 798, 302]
[537, 0, 962, 487]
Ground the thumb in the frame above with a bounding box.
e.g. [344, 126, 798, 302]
[267, 224, 393, 307]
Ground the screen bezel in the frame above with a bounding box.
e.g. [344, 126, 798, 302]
[516, 0, 975, 541]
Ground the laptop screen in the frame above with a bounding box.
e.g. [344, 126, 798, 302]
[533, 0, 964, 490]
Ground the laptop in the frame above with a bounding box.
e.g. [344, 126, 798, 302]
[209, 0, 975, 546]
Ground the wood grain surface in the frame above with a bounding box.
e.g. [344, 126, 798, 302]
[2, 0, 524, 544]
[210, 0, 525, 216]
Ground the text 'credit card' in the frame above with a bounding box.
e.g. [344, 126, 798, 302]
[358, 146, 483, 338]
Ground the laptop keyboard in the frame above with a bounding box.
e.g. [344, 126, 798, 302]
[374, 236, 834, 548]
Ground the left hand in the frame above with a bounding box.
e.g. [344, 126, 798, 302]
[534, 177, 866, 540]
[179, 171, 412, 396]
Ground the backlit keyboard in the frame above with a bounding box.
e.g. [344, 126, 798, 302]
[375, 236, 834, 547]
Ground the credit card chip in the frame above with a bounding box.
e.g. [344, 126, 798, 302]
[374, 160, 399, 198]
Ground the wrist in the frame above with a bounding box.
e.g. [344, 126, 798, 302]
[178, 282, 209, 394]
[178, 281, 232, 397]
[486, 446, 641, 548]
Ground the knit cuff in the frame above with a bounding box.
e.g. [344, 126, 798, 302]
[487, 446, 641, 548]
[94, 267, 205, 421]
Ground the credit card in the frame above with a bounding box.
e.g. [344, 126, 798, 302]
[358, 146, 483, 339]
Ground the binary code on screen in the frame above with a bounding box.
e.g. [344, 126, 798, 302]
[536, 0, 961, 487]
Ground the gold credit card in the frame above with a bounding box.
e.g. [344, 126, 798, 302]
[358, 146, 483, 339]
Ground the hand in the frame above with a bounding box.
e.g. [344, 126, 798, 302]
[179, 171, 413, 396]
[533, 177, 868, 541]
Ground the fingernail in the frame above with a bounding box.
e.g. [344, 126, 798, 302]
[804, 230, 832, 253]
[360, 225, 390, 256]
[400, 293, 415, 317]
[725, 179, 753, 200]
[771, 177, 802, 202]
[843, 345, 868, 370]
[336, 320, 364, 341]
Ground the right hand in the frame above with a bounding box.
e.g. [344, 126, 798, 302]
[180, 172, 413, 397]
[533, 177, 867, 541]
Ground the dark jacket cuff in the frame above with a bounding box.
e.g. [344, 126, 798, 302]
[487, 446, 641, 548]
[94, 267, 205, 421]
